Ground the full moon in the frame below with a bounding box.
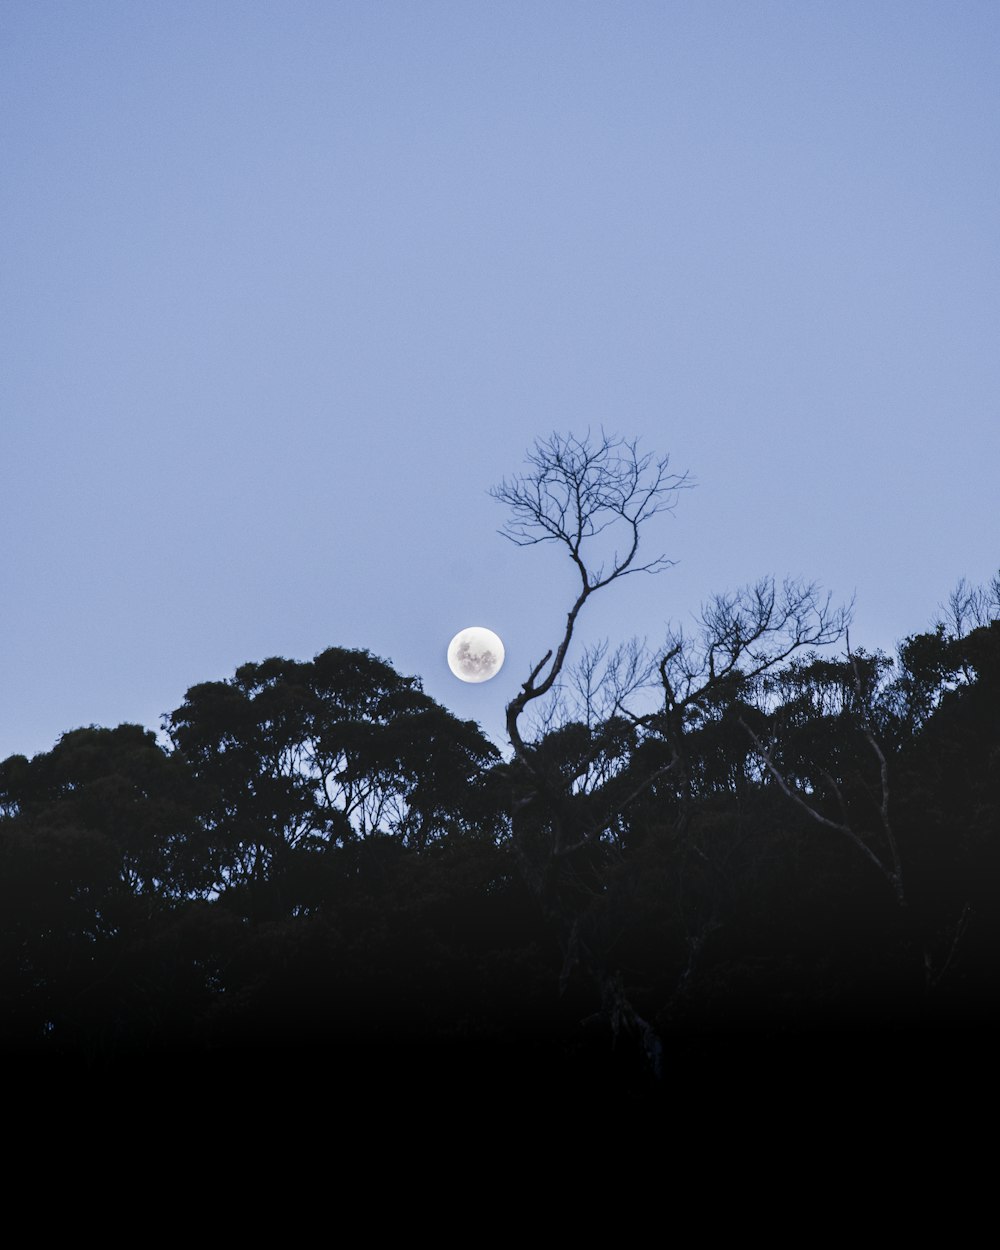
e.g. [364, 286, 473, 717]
[447, 626, 505, 683]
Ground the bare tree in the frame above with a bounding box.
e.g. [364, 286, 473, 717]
[660, 578, 852, 705]
[492, 430, 690, 763]
[590, 577, 856, 1007]
[938, 573, 1000, 639]
[630, 577, 853, 819]
[525, 635, 658, 742]
[491, 431, 689, 1071]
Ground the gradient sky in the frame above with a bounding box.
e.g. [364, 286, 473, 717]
[3, 1, 998, 761]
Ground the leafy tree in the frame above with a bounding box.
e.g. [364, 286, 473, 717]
[166, 646, 503, 914]
[0, 725, 205, 1049]
[0, 724, 198, 899]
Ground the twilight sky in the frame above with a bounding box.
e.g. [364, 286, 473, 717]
[3, 1, 998, 761]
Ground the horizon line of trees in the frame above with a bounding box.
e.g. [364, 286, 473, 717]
[2, 576, 996, 1082]
[2, 430, 997, 1092]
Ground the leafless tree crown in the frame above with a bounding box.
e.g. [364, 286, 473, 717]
[938, 572, 1000, 638]
[659, 577, 854, 707]
[490, 431, 691, 591]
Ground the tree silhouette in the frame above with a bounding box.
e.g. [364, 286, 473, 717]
[166, 646, 503, 915]
[491, 430, 690, 764]
[1, 494, 998, 1094]
[0, 725, 206, 1050]
[490, 430, 691, 1070]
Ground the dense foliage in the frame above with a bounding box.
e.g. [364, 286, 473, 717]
[2, 604, 998, 1094]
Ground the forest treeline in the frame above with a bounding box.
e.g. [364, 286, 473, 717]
[2, 592, 998, 1091]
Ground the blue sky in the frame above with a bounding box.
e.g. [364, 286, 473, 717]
[3, 1, 998, 760]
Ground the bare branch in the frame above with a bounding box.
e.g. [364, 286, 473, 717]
[735, 631, 906, 907]
[845, 636, 903, 899]
[652, 576, 852, 717]
[491, 430, 691, 587]
[738, 715, 895, 888]
[937, 571, 1000, 638]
